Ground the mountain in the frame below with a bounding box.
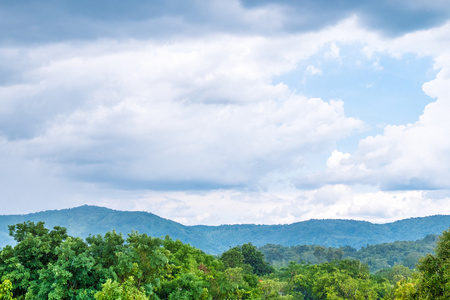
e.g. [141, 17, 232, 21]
[1, 205, 450, 254]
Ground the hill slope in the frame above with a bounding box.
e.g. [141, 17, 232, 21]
[1, 205, 450, 254]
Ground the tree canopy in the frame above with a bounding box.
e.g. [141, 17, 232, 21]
[0, 220, 449, 299]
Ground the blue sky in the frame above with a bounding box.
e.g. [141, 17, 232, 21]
[1, 0, 450, 225]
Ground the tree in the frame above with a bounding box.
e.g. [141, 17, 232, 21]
[313, 246, 326, 264]
[416, 228, 450, 299]
[0, 221, 68, 297]
[159, 273, 209, 300]
[0, 280, 14, 300]
[216, 267, 249, 299]
[394, 277, 418, 300]
[25, 237, 97, 299]
[86, 230, 125, 269]
[221, 247, 244, 269]
[114, 231, 169, 297]
[241, 243, 274, 276]
[94, 277, 148, 300]
[258, 279, 293, 300]
[282, 260, 391, 300]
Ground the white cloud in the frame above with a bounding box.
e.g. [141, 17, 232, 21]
[0, 32, 363, 194]
[91, 185, 450, 225]
[317, 21, 450, 191]
[325, 43, 341, 60]
[306, 65, 322, 75]
[326, 150, 350, 169]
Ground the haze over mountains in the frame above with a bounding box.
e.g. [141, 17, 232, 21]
[1, 205, 449, 254]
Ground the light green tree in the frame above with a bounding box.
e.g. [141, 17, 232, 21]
[0, 280, 15, 300]
[258, 279, 293, 300]
[95, 276, 148, 300]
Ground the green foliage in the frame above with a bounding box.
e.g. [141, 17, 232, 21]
[258, 279, 293, 299]
[242, 243, 275, 276]
[260, 235, 437, 272]
[221, 243, 274, 277]
[2, 220, 449, 300]
[0, 279, 14, 300]
[374, 265, 413, 283]
[277, 259, 396, 300]
[115, 231, 168, 293]
[156, 237, 219, 299]
[0, 221, 69, 297]
[221, 247, 245, 269]
[26, 237, 97, 299]
[1, 221, 283, 299]
[159, 273, 208, 300]
[394, 277, 419, 300]
[86, 230, 125, 269]
[415, 228, 450, 299]
[0, 222, 172, 299]
[215, 267, 251, 299]
[94, 277, 148, 300]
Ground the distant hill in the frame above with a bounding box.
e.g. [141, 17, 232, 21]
[259, 234, 439, 272]
[1, 205, 450, 254]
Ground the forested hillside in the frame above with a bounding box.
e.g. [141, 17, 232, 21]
[259, 234, 438, 272]
[0, 221, 449, 299]
[1, 205, 450, 254]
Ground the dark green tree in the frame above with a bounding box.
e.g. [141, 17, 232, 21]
[241, 243, 274, 276]
[220, 247, 244, 269]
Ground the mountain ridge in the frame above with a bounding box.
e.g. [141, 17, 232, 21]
[1, 205, 449, 254]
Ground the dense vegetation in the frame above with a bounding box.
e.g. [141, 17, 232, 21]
[0, 221, 449, 299]
[259, 235, 438, 272]
[2, 205, 450, 254]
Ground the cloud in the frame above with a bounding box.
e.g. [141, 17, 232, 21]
[93, 185, 450, 225]
[306, 65, 322, 75]
[0, 0, 285, 44]
[325, 43, 341, 60]
[240, 0, 450, 36]
[0, 34, 362, 193]
[326, 150, 350, 169]
[316, 21, 450, 191]
[2, 0, 450, 46]
[1, 1, 450, 225]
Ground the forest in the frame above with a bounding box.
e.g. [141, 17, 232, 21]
[0, 221, 449, 299]
[259, 234, 438, 272]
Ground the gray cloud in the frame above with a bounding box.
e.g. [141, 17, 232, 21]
[241, 0, 450, 36]
[1, 0, 449, 45]
[0, 0, 277, 44]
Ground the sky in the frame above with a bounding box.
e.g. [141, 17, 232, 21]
[1, 0, 450, 225]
